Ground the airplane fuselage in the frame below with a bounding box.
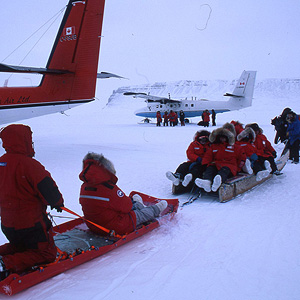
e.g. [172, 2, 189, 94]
[134, 98, 247, 118]
[0, 85, 93, 124]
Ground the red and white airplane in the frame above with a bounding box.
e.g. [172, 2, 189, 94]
[0, 0, 119, 125]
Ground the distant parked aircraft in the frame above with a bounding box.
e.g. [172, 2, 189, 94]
[124, 70, 256, 120]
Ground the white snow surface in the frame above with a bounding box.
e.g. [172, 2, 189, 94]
[1, 79, 300, 299]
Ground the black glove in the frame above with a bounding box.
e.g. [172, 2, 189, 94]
[51, 204, 64, 213]
[272, 151, 277, 158]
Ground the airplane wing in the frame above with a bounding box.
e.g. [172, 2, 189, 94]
[0, 63, 124, 79]
[0, 63, 72, 75]
[123, 92, 181, 103]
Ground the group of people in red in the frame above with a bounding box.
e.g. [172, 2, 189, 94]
[166, 120, 282, 193]
[0, 124, 167, 281]
[156, 110, 186, 126]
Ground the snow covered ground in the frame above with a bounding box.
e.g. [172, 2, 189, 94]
[1, 78, 300, 299]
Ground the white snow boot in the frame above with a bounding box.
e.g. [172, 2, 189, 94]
[132, 194, 146, 207]
[256, 170, 270, 181]
[155, 200, 168, 214]
[182, 173, 193, 187]
[166, 171, 181, 186]
[211, 175, 222, 192]
[242, 159, 253, 174]
[264, 160, 272, 173]
[195, 178, 212, 192]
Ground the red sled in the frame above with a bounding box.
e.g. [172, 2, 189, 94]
[0, 192, 178, 296]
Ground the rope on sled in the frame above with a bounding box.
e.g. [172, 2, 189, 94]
[62, 207, 126, 239]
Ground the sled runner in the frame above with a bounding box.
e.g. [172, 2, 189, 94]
[0, 192, 178, 296]
[218, 150, 289, 202]
[173, 150, 289, 203]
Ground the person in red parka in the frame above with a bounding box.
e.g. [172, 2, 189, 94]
[222, 122, 247, 173]
[236, 127, 271, 181]
[163, 111, 169, 126]
[202, 110, 210, 127]
[166, 130, 210, 187]
[0, 124, 64, 280]
[195, 127, 244, 192]
[166, 130, 210, 188]
[168, 110, 177, 127]
[246, 123, 281, 175]
[79, 153, 167, 236]
[156, 111, 162, 126]
[230, 120, 244, 136]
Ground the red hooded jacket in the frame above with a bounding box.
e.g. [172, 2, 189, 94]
[79, 154, 136, 235]
[202, 127, 245, 176]
[186, 131, 210, 162]
[0, 124, 63, 231]
[254, 133, 275, 157]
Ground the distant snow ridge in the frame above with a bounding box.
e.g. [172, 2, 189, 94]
[108, 78, 300, 105]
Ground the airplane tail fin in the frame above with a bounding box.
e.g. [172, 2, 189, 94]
[42, 0, 105, 101]
[224, 71, 256, 107]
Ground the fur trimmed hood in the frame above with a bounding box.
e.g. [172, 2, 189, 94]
[209, 127, 235, 145]
[79, 152, 117, 185]
[194, 130, 210, 141]
[222, 122, 236, 137]
[82, 152, 116, 175]
[237, 127, 256, 142]
[245, 123, 263, 134]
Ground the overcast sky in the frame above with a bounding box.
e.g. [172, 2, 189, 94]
[1, 0, 300, 91]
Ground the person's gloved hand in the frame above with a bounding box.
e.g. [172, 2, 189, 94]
[196, 157, 202, 163]
[51, 204, 64, 213]
[132, 194, 143, 203]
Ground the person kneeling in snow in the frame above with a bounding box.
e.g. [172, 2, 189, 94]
[195, 127, 244, 192]
[0, 124, 64, 280]
[79, 153, 167, 236]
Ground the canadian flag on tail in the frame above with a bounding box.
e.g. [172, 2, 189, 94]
[64, 26, 75, 36]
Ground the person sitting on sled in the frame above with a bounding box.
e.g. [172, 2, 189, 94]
[222, 122, 248, 174]
[0, 124, 64, 280]
[194, 127, 245, 193]
[236, 127, 272, 181]
[79, 153, 168, 236]
[246, 123, 281, 175]
[166, 130, 210, 188]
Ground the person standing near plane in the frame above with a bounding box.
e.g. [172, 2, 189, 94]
[0, 124, 64, 279]
[211, 109, 216, 126]
[156, 111, 162, 126]
[168, 110, 177, 126]
[163, 111, 169, 126]
[179, 110, 185, 126]
[202, 110, 210, 127]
